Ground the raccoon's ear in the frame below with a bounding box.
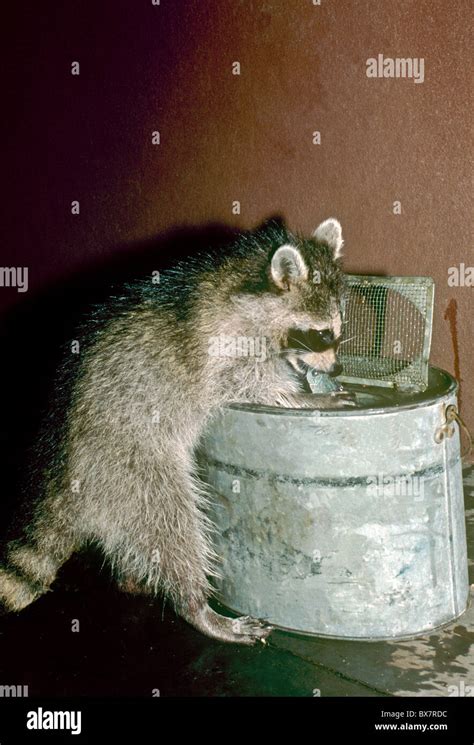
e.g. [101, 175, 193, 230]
[313, 218, 344, 259]
[270, 245, 308, 290]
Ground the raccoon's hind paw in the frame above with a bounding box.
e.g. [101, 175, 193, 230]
[181, 603, 273, 645]
[230, 615, 273, 645]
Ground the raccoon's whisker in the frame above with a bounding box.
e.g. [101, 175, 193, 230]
[339, 336, 356, 346]
[269, 348, 309, 358]
[264, 350, 287, 359]
[287, 337, 313, 353]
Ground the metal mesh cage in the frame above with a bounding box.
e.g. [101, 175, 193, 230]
[339, 275, 435, 391]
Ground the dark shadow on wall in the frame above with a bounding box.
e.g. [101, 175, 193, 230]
[0, 217, 287, 537]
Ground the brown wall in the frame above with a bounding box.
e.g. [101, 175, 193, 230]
[4, 1, 473, 435]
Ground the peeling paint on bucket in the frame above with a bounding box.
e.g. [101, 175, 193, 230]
[199, 366, 469, 640]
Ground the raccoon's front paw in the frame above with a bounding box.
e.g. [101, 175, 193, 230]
[282, 392, 357, 409]
[326, 390, 357, 408]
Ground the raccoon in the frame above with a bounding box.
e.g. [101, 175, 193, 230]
[0, 217, 352, 644]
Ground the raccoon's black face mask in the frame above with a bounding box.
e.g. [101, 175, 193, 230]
[286, 327, 341, 353]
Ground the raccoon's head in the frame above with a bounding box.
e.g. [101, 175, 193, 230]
[269, 218, 346, 378]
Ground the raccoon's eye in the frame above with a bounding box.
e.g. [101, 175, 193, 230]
[314, 329, 334, 347]
[287, 328, 336, 352]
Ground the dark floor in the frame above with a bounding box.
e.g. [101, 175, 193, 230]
[0, 469, 472, 698]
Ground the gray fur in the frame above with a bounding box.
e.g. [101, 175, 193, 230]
[0, 219, 349, 644]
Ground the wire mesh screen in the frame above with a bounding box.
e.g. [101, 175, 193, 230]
[339, 275, 435, 390]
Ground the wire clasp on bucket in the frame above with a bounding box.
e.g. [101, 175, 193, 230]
[435, 404, 473, 460]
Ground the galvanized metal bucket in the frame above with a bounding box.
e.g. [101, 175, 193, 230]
[199, 366, 469, 640]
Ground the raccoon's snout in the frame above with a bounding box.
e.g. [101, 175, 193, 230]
[285, 325, 344, 377]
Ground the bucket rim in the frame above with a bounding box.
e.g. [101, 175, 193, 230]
[226, 365, 458, 418]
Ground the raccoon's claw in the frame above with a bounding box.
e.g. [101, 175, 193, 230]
[332, 398, 357, 408]
[330, 390, 357, 407]
[231, 615, 274, 644]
